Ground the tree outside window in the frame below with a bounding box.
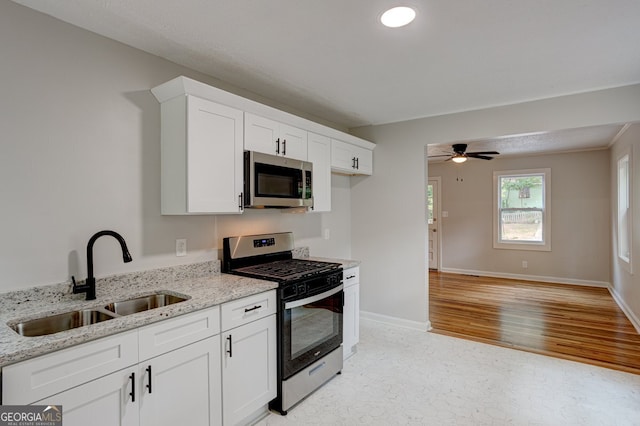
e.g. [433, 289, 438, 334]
[493, 169, 551, 251]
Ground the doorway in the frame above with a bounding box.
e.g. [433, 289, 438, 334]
[427, 177, 441, 270]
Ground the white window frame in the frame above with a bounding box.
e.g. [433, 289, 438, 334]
[617, 149, 633, 273]
[493, 168, 551, 251]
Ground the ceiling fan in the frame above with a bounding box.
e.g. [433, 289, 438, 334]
[429, 143, 500, 163]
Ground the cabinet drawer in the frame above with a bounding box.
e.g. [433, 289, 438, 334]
[138, 307, 220, 361]
[221, 291, 277, 331]
[2, 331, 138, 405]
[343, 267, 360, 288]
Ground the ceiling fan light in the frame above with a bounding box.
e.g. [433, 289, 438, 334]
[380, 6, 416, 28]
[451, 155, 467, 164]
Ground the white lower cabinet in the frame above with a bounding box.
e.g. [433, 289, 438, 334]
[220, 292, 277, 426]
[37, 367, 138, 426]
[139, 336, 221, 426]
[36, 337, 221, 426]
[342, 267, 360, 360]
[1, 291, 278, 426]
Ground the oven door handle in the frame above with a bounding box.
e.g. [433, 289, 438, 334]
[284, 284, 343, 310]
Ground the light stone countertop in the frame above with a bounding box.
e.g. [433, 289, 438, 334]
[0, 252, 360, 368]
[0, 261, 277, 368]
[308, 257, 361, 270]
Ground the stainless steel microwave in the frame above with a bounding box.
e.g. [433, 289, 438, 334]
[244, 151, 313, 208]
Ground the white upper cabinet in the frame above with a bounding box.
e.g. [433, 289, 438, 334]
[159, 95, 244, 215]
[307, 132, 332, 212]
[152, 76, 374, 215]
[245, 113, 307, 161]
[331, 139, 373, 175]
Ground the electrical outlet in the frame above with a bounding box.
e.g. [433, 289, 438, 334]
[323, 228, 330, 240]
[176, 239, 187, 257]
[522, 260, 528, 269]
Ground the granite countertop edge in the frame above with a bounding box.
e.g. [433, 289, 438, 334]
[0, 263, 278, 368]
[0, 253, 360, 368]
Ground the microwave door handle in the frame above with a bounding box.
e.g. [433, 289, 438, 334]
[284, 284, 344, 310]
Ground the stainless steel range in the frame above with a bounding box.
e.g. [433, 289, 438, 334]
[223, 232, 343, 415]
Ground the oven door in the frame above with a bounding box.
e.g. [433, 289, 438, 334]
[282, 284, 343, 379]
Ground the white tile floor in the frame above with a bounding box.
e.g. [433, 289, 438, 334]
[258, 318, 640, 425]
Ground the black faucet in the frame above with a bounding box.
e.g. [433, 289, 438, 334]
[72, 230, 132, 300]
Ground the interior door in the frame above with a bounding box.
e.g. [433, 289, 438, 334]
[428, 178, 440, 270]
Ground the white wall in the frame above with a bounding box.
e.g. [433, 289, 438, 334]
[0, 2, 352, 292]
[429, 149, 611, 284]
[351, 85, 640, 327]
[610, 124, 640, 328]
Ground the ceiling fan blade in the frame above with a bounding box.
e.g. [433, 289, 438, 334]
[428, 154, 452, 158]
[467, 151, 500, 155]
[468, 154, 495, 160]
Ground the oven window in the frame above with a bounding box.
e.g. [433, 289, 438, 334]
[290, 304, 336, 358]
[255, 163, 302, 198]
[282, 287, 343, 378]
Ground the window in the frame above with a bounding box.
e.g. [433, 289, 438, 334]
[617, 152, 632, 271]
[493, 168, 551, 251]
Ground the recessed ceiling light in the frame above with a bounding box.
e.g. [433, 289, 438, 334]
[380, 6, 416, 28]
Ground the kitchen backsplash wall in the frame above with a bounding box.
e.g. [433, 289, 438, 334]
[0, 2, 352, 293]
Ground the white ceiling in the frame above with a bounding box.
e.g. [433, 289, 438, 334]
[11, 0, 640, 153]
[426, 123, 628, 161]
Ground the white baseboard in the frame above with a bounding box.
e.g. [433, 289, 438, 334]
[439, 267, 610, 288]
[608, 286, 640, 334]
[360, 310, 431, 332]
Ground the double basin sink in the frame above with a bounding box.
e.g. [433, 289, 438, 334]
[10, 293, 188, 337]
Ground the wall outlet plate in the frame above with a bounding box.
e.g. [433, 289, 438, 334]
[176, 239, 187, 257]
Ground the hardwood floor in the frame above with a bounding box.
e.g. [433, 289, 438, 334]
[429, 271, 640, 375]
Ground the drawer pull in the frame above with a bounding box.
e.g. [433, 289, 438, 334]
[129, 372, 135, 402]
[346, 275, 356, 280]
[146, 365, 152, 394]
[244, 305, 262, 313]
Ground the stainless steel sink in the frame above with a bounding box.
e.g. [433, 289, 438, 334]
[9, 292, 189, 337]
[10, 309, 118, 337]
[104, 293, 188, 316]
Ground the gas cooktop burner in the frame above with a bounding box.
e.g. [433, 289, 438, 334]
[235, 259, 341, 282]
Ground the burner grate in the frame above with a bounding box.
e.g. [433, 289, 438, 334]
[235, 259, 341, 281]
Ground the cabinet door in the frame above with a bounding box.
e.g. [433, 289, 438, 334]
[331, 139, 373, 175]
[279, 123, 307, 160]
[37, 369, 138, 426]
[187, 96, 244, 213]
[353, 145, 373, 175]
[307, 132, 331, 212]
[331, 139, 356, 173]
[139, 336, 222, 426]
[221, 315, 277, 426]
[343, 283, 360, 360]
[244, 113, 280, 156]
